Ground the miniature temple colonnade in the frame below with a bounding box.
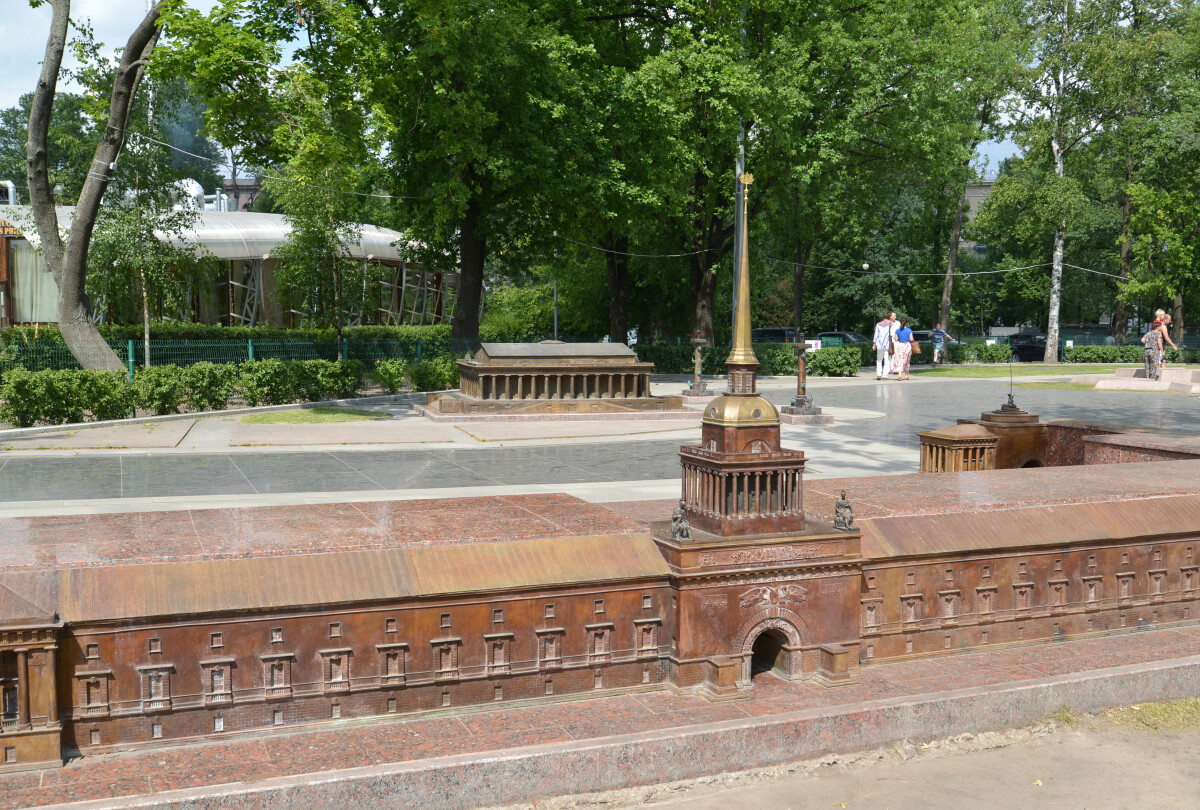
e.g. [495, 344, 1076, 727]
[460, 370, 651, 401]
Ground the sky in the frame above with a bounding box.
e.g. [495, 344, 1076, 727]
[2, 1, 1021, 171]
[0, 0, 220, 110]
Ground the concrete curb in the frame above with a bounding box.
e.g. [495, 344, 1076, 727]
[56, 654, 1200, 809]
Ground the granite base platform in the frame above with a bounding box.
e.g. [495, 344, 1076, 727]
[18, 627, 1200, 809]
[414, 401, 699, 423]
[779, 410, 834, 425]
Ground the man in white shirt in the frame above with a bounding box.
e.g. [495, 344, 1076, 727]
[873, 311, 897, 380]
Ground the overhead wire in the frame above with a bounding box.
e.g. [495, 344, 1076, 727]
[126, 131, 425, 201]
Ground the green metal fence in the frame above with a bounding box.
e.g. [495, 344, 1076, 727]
[1, 336, 541, 374]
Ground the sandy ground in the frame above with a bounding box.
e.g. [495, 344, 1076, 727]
[496, 713, 1200, 810]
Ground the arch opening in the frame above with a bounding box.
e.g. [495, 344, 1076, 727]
[1021, 459, 1044, 468]
[749, 628, 790, 680]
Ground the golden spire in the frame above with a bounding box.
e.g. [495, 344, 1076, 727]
[726, 172, 758, 367]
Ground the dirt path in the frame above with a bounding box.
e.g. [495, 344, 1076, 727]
[494, 703, 1200, 810]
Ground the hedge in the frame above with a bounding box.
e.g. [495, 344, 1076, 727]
[1063, 344, 1196, 364]
[0, 360, 368, 427]
[634, 343, 814, 375]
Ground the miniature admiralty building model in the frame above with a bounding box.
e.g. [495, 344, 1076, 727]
[7, 173, 1200, 770]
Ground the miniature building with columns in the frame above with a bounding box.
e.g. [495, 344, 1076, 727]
[425, 342, 682, 416]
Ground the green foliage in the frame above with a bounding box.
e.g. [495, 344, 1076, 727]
[0, 369, 78, 427]
[373, 359, 409, 394]
[133, 365, 187, 415]
[481, 286, 555, 341]
[181, 362, 238, 412]
[408, 358, 460, 392]
[0, 368, 133, 427]
[238, 359, 297, 407]
[806, 348, 863, 377]
[971, 343, 1015, 364]
[78, 371, 135, 422]
[1063, 345, 1148, 363]
[310, 359, 365, 400]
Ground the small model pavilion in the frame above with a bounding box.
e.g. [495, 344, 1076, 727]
[425, 342, 683, 415]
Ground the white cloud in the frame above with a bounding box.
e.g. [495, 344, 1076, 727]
[0, 0, 220, 111]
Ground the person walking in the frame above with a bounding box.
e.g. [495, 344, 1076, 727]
[873, 311, 897, 380]
[931, 322, 948, 365]
[1157, 311, 1178, 371]
[892, 317, 914, 380]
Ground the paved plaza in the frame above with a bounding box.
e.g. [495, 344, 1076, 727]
[1, 373, 1197, 517]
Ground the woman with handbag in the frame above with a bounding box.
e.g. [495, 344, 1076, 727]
[892, 318, 914, 380]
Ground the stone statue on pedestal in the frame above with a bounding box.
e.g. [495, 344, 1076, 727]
[833, 490, 855, 532]
[671, 499, 691, 541]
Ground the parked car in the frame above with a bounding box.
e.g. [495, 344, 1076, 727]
[814, 331, 872, 347]
[751, 327, 796, 343]
[1009, 334, 1062, 362]
[909, 330, 959, 347]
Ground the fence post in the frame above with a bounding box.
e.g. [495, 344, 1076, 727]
[126, 340, 135, 382]
[342, 337, 349, 363]
[416, 338, 422, 364]
[248, 338, 255, 362]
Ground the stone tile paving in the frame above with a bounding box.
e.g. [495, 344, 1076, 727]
[4, 625, 1200, 809]
[0, 420, 195, 451]
[765, 377, 1200, 449]
[0, 441, 691, 504]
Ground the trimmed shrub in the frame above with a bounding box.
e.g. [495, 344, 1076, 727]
[181, 362, 237, 412]
[238, 359, 296, 406]
[408, 357, 460, 392]
[373, 359, 409, 394]
[133, 365, 187, 415]
[755, 344, 798, 376]
[970, 343, 1014, 364]
[315, 359, 365, 400]
[634, 345, 693, 374]
[79, 371, 135, 422]
[806, 347, 862, 377]
[1063, 345, 1145, 363]
[289, 360, 326, 402]
[0, 368, 76, 426]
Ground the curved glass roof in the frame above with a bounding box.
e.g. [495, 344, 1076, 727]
[0, 206, 418, 263]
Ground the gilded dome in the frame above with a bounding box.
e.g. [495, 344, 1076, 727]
[701, 393, 780, 427]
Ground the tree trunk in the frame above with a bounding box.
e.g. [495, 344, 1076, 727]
[26, 0, 161, 370]
[1045, 133, 1065, 364]
[1112, 158, 1133, 340]
[604, 232, 630, 344]
[792, 236, 812, 334]
[940, 193, 966, 330]
[1173, 292, 1184, 343]
[689, 251, 715, 345]
[1046, 223, 1065, 363]
[452, 196, 485, 344]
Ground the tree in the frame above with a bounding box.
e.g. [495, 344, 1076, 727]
[0, 92, 94, 204]
[1006, 0, 1135, 361]
[26, 0, 163, 369]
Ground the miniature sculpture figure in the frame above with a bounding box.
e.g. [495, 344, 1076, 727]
[671, 499, 691, 541]
[833, 490, 855, 531]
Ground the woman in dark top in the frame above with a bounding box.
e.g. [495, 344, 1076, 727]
[893, 318, 914, 380]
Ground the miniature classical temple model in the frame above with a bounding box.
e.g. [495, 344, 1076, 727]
[425, 342, 683, 415]
[676, 173, 810, 537]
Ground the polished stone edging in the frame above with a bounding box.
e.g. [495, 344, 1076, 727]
[58, 654, 1200, 809]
